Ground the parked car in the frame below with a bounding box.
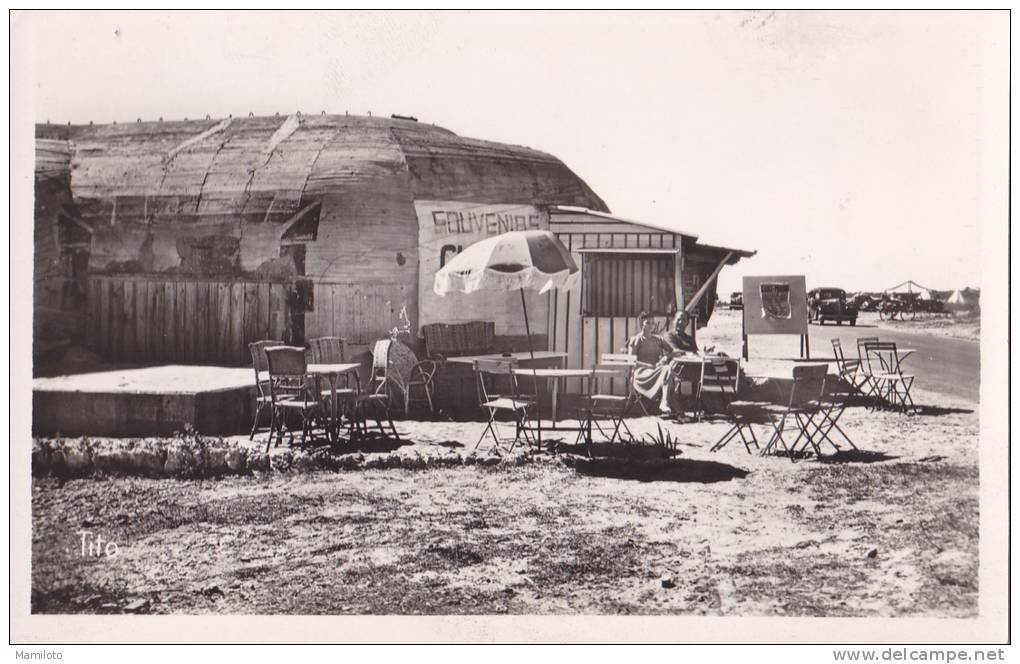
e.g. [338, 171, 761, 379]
[729, 292, 743, 310]
[807, 287, 858, 325]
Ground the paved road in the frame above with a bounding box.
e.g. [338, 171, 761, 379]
[807, 318, 979, 404]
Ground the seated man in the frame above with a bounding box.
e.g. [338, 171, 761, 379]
[661, 310, 698, 355]
[660, 310, 712, 417]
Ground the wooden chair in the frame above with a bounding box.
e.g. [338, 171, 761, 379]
[473, 358, 533, 454]
[265, 346, 328, 451]
[374, 338, 437, 414]
[248, 339, 285, 440]
[759, 364, 829, 460]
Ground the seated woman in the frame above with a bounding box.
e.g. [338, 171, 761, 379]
[626, 311, 676, 415]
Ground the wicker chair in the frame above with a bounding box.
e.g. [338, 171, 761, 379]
[308, 336, 345, 364]
[374, 338, 437, 414]
[340, 340, 400, 441]
[248, 339, 285, 440]
[264, 346, 329, 450]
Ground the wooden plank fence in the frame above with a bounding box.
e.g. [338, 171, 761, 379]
[86, 275, 290, 365]
[304, 281, 410, 346]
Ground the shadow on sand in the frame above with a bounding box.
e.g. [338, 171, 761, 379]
[912, 404, 974, 416]
[336, 435, 409, 454]
[816, 449, 900, 464]
[573, 457, 749, 484]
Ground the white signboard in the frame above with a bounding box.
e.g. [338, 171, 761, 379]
[415, 200, 550, 334]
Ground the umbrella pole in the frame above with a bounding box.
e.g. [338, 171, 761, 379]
[520, 288, 542, 447]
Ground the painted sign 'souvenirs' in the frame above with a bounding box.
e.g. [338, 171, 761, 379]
[33, 113, 754, 391]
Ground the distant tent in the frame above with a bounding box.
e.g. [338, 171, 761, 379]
[946, 287, 980, 312]
[885, 280, 936, 300]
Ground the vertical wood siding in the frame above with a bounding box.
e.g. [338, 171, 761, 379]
[87, 275, 289, 365]
[304, 281, 410, 346]
[581, 254, 675, 317]
[548, 230, 680, 395]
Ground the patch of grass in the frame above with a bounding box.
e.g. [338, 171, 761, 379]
[415, 542, 485, 570]
[530, 527, 646, 584]
[722, 550, 871, 617]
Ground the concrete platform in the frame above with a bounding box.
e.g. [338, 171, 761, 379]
[33, 365, 256, 437]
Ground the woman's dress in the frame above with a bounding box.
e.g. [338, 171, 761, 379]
[628, 334, 673, 400]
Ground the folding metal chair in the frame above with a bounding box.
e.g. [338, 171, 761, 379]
[695, 357, 740, 419]
[601, 352, 651, 416]
[801, 370, 858, 453]
[575, 363, 636, 451]
[854, 337, 882, 404]
[265, 346, 329, 451]
[708, 359, 770, 454]
[759, 364, 828, 460]
[862, 341, 917, 414]
[473, 358, 534, 454]
[248, 340, 284, 440]
[831, 339, 868, 397]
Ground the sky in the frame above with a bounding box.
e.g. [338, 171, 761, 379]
[19, 10, 1005, 295]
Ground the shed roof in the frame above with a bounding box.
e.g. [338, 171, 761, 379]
[550, 205, 755, 264]
[549, 205, 698, 238]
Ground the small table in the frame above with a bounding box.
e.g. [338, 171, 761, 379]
[511, 367, 619, 426]
[307, 363, 362, 442]
[669, 354, 740, 414]
[863, 348, 916, 411]
[446, 351, 567, 366]
[865, 348, 915, 365]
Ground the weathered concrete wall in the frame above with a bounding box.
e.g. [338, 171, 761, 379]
[32, 386, 255, 437]
[34, 114, 609, 359]
[34, 139, 84, 361]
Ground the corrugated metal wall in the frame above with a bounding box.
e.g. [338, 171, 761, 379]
[581, 253, 676, 317]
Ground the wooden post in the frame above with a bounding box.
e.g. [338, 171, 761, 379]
[683, 251, 733, 315]
[741, 306, 749, 360]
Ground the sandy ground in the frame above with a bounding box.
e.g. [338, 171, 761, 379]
[30, 304, 981, 617]
[32, 380, 978, 616]
[864, 312, 980, 342]
[701, 309, 980, 348]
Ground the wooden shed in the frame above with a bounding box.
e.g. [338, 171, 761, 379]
[546, 206, 754, 393]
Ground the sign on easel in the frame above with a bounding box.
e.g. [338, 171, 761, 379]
[741, 275, 810, 359]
